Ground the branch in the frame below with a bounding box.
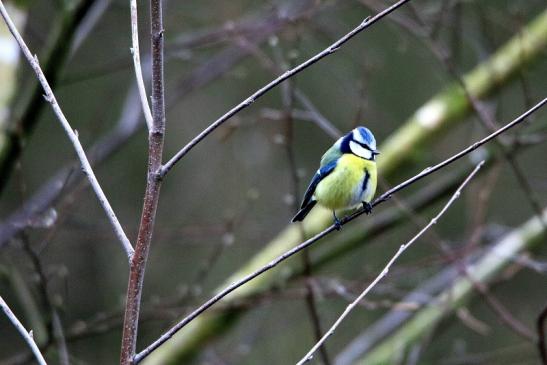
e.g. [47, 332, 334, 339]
[387, 159, 537, 343]
[355, 206, 547, 364]
[0, 1, 315, 249]
[0, 0, 97, 192]
[402, 1, 547, 232]
[296, 161, 484, 365]
[237, 34, 342, 139]
[0, 295, 47, 365]
[0, 83, 143, 249]
[119, 0, 166, 362]
[137, 12, 547, 356]
[130, 0, 153, 131]
[135, 97, 545, 363]
[158, 0, 412, 178]
[0, 1, 134, 259]
[334, 249, 477, 365]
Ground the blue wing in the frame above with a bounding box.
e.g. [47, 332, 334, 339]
[292, 159, 337, 222]
[299, 160, 337, 209]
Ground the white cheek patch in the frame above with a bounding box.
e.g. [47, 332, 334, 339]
[349, 141, 372, 160]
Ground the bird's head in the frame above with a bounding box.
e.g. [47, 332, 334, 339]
[340, 126, 379, 161]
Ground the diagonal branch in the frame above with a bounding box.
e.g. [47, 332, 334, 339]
[134, 97, 546, 363]
[143, 13, 547, 349]
[0, 1, 134, 259]
[0, 0, 97, 193]
[0, 295, 47, 365]
[355, 208, 547, 364]
[235, 34, 342, 140]
[296, 161, 484, 365]
[158, 0, 413, 178]
[403, 1, 547, 231]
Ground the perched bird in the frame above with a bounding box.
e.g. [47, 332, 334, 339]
[292, 126, 379, 229]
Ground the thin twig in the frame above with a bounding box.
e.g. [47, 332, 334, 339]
[134, 98, 546, 363]
[0, 295, 48, 365]
[237, 35, 341, 140]
[130, 0, 153, 131]
[385, 0, 546, 234]
[387, 161, 536, 342]
[0, 1, 134, 260]
[0, 0, 96, 193]
[2, 162, 490, 365]
[119, 0, 166, 363]
[406, 2, 547, 232]
[158, 0, 413, 178]
[296, 161, 484, 364]
[0, 1, 313, 248]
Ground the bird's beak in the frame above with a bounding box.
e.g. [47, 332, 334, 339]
[372, 150, 380, 155]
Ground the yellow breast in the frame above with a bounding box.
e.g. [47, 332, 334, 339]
[314, 154, 377, 210]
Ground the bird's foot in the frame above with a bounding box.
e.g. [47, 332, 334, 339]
[333, 212, 342, 231]
[362, 202, 373, 215]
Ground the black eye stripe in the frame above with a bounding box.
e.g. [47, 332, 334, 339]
[354, 141, 371, 150]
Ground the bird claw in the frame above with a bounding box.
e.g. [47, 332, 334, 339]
[362, 202, 373, 215]
[333, 212, 342, 231]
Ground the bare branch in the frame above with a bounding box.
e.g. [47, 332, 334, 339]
[134, 97, 546, 363]
[296, 161, 483, 364]
[0, 1, 312, 249]
[119, 0, 166, 362]
[0, 295, 47, 365]
[0, 0, 97, 192]
[404, 1, 547, 232]
[158, 0, 413, 178]
[237, 34, 342, 139]
[389, 162, 537, 343]
[0, 2, 134, 259]
[130, 0, 153, 131]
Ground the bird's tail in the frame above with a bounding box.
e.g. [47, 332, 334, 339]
[291, 200, 317, 222]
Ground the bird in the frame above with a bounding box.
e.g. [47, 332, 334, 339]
[292, 126, 379, 229]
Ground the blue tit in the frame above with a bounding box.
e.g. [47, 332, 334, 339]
[292, 126, 379, 229]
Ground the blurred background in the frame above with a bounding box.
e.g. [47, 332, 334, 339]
[1, 0, 547, 364]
